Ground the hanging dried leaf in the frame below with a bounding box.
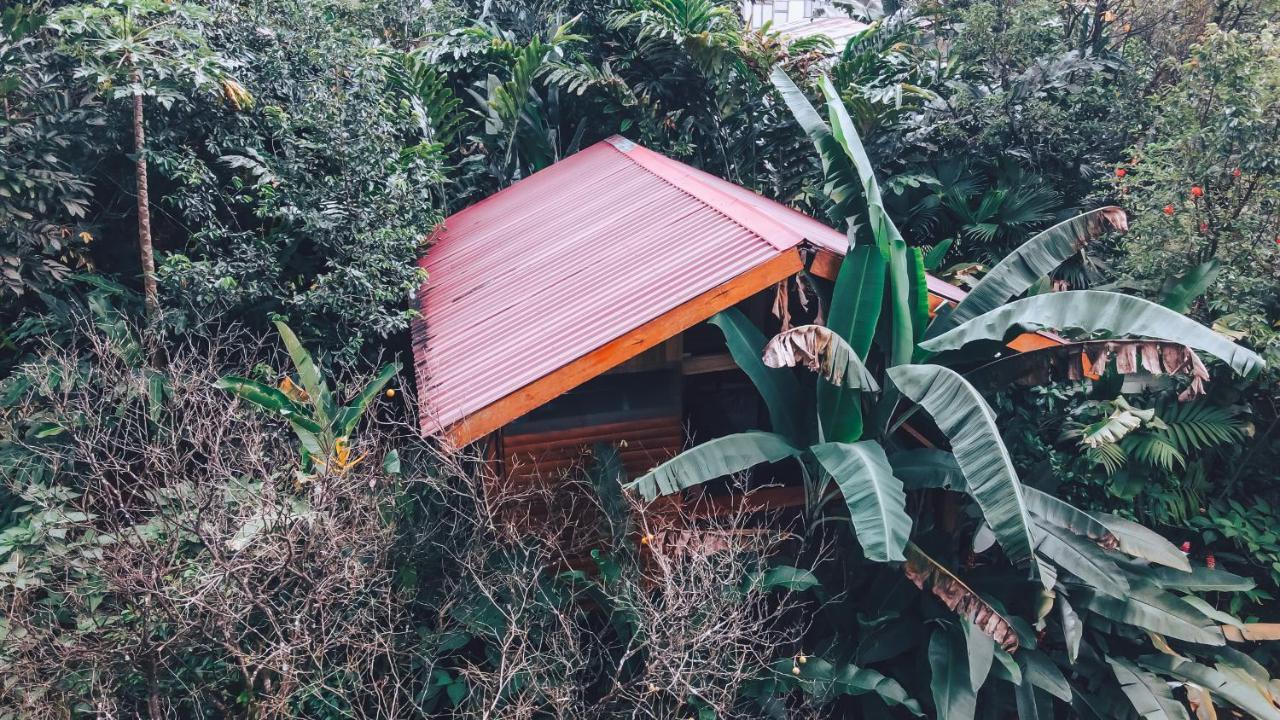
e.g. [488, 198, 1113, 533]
[772, 279, 792, 332]
[904, 543, 1020, 652]
[762, 325, 879, 391]
[968, 340, 1212, 399]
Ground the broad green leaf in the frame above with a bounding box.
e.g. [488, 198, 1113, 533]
[1019, 648, 1072, 702]
[1179, 595, 1244, 630]
[929, 624, 976, 720]
[710, 309, 804, 443]
[927, 207, 1127, 337]
[924, 237, 953, 271]
[963, 619, 994, 693]
[769, 68, 863, 224]
[992, 647, 1023, 684]
[1143, 563, 1254, 592]
[811, 441, 911, 562]
[1161, 259, 1221, 314]
[273, 320, 336, 422]
[815, 74, 916, 365]
[890, 448, 965, 490]
[826, 244, 886, 359]
[1098, 514, 1192, 572]
[1014, 683, 1054, 720]
[1034, 520, 1130, 597]
[1059, 594, 1083, 664]
[919, 291, 1264, 378]
[1077, 583, 1225, 646]
[214, 376, 321, 432]
[889, 365, 1037, 570]
[1109, 656, 1190, 720]
[759, 565, 821, 592]
[886, 239, 916, 367]
[335, 361, 401, 436]
[907, 246, 930, 344]
[774, 657, 922, 714]
[624, 432, 801, 502]
[819, 245, 885, 442]
[1140, 655, 1280, 720]
[382, 449, 401, 476]
[1024, 487, 1115, 545]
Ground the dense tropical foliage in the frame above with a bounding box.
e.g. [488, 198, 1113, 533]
[2, 0, 1278, 717]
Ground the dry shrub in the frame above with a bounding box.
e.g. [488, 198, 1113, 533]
[0, 318, 816, 719]
[0, 323, 422, 719]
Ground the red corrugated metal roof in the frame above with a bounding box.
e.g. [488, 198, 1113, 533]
[411, 136, 965, 438]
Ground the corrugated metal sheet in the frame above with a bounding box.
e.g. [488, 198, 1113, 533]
[411, 136, 966, 436]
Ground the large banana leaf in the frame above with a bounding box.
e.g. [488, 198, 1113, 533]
[1019, 648, 1072, 702]
[274, 320, 336, 422]
[1140, 655, 1280, 720]
[334, 361, 401, 436]
[888, 365, 1037, 570]
[889, 448, 966, 490]
[1023, 487, 1115, 545]
[818, 245, 885, 442]
[625, 432, 801, 502]
[768, 68, 864, 225]
[904, 543, 1020, 651]
[1034, 520, 1129, 597]
[816, 74, 917, 366]
[1143, 563, 1255, 592]
[1161, 259, 1221, 314]
[1077, 582, 1225, 646]
[963, 619, 994, 693]
[1108, 657, 1190, 720]
[709, 309, 804, 443]
[1098, 513, 1192, 572]
[213, 376, 322, 433]
[811, 441, 911, 562]
[929, 624, 977, 720]
[919, 291, 1265, 378]
[775, 657, 922, 713]
[926, 207, 1127, 337]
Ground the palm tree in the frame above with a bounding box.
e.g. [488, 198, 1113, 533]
[621, 68, 1276, 718]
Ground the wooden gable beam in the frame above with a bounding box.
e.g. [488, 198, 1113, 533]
[443, 249, 806, 447]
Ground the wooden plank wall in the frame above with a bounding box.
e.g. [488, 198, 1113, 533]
[502, 415, 683, 485]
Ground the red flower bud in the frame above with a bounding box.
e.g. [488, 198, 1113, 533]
[1180, 541, 1192, 553]
[1233, 167, 1242, 177]
[1164, 205, 1176, 215]
[1191, 185, 1204, 198]
[1115, 168, 1127, 178]
[1206, 553, 1216, 569]
[1200, 222, 1209, 233]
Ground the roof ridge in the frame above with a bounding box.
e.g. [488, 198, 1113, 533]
[603, 136, 805, 252]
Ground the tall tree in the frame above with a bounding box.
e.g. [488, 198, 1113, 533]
[49, 0, 236, 327]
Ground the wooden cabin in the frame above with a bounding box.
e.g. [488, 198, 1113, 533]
[409, 136, 1051, 492]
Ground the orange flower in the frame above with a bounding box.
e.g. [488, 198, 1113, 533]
[1190, 185, 1204, 198]
[1163, 205, 1176, 215]
[1115, 168, 1127, 178]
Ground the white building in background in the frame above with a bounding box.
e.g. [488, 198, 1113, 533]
[742, 0, 870, 45]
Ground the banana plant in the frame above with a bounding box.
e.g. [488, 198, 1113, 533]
[622, 68, 1274, 719]
[215, 321, 399, 476]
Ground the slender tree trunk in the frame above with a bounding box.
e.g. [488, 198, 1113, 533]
[131, 64, 160, 326]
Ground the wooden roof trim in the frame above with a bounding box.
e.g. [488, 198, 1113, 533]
[442, 249, 806, 447]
